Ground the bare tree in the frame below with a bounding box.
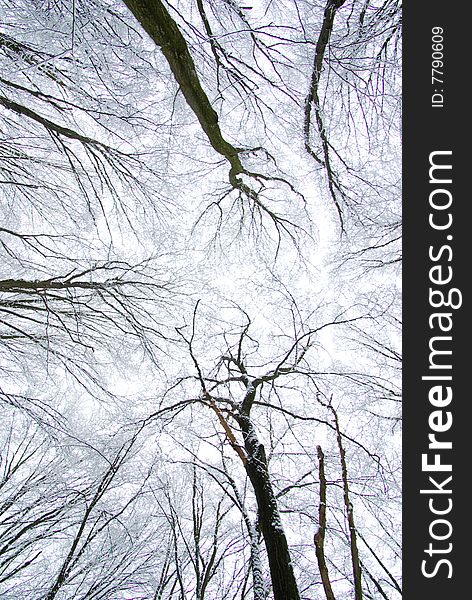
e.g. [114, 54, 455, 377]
[1, 2, 401, 598]
[140, 294, 400, 599]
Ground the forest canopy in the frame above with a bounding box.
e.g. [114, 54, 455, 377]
[0, 1, 401, 599]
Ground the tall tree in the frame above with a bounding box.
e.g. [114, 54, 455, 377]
[1, 1, 402, 598]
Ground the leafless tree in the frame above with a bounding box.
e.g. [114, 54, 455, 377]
[1, 1, 401, 598]
[137, 294, 401, 599]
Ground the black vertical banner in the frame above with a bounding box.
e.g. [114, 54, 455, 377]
[404, 2, 467, 598]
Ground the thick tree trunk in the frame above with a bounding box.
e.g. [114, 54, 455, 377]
[314, 445, 336, 600]
[122, 0, 243, 176]
[237, 414, 301, 600]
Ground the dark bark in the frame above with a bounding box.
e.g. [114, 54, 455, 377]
[304, 0, 347, 228]
[0, 96, 101, 146]
[0, 278, 108, 292]
[314, 445, 336, 600]
[122, 0, 243, 178]
[236, 413, 300, 600]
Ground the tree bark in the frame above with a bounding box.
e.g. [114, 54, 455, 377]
[331, 407, 363, 600]
[122, 0, 243, 177]
[314, 445, 336, 600]
[236, 414, 301, 600]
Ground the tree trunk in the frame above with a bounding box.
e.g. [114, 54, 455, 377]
[237, 415, 301, 600]
[122, 0, 243, 175]
[314, 445, 336, 600]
